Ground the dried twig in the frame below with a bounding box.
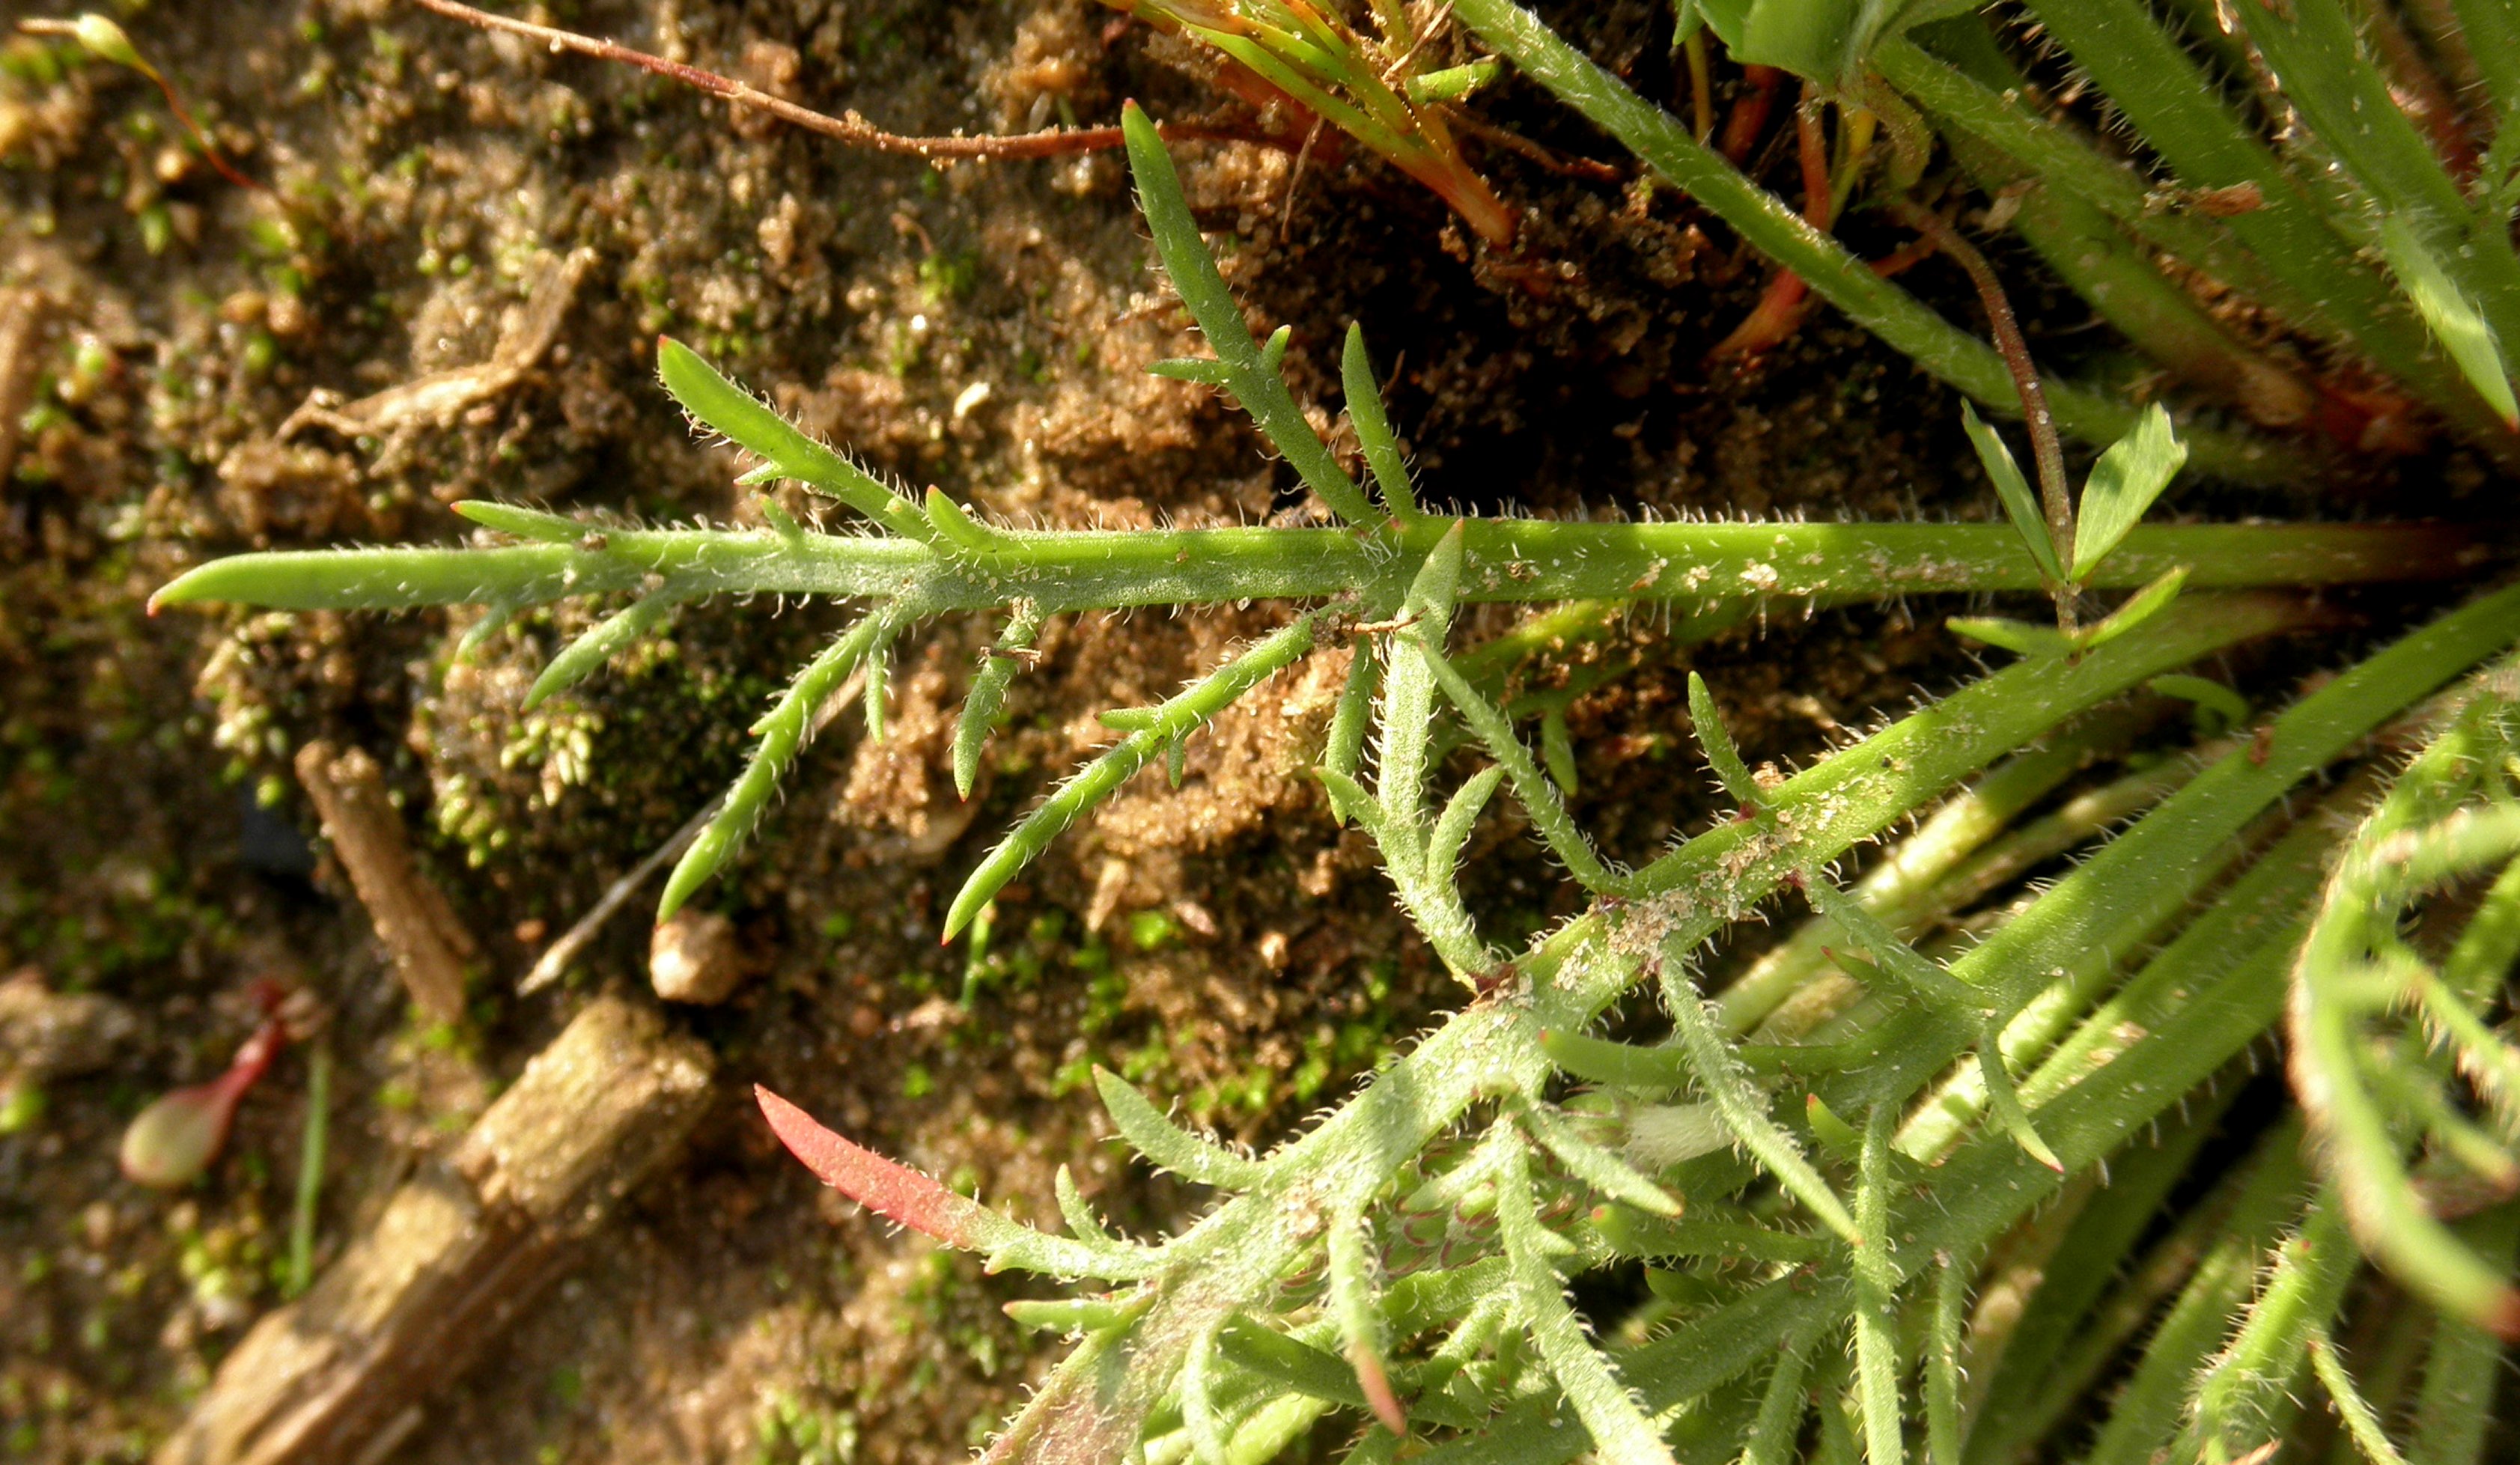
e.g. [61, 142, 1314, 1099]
[411, 0, 1285, 161]
[0, 288, 49, 490]
[279, 249, 589, 442]
[153, 998, 713, 1465]
[18, 16, 264, 192]
[294, 741, 478, 1023]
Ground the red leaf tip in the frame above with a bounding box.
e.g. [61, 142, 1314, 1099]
[755, 1085, 991, 1249]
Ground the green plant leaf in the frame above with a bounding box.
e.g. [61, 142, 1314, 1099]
[1697, 0, 1884, 85]
[1092, 1066, 1270, 1191]
[656, 337, 934, 542]
[1687, 671, 1762, 806]
[2071, 402, 2188, 582]
[2077, 564, 2189, 652]
[1962, 400, 2063, 585]
[2376, 215, 2520, 430]
[954, 603, 1043, 799]
[1947, 616, 2074, 658]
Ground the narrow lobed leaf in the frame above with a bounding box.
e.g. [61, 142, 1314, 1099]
[1521, 1099, 1682, 1217]
[526, 591, 678, 710]
[1492, 1127, 1679, 1465]
[1976, 1017, 2066, 1173]
[1092, 1066, 1270, 1190]
[1325, 1203, 1408, 1435]
[955, 602, 1044, 800]
[1321, 639, 1382, 811]
[451, 499, 589, 543]
[1341, 323, 1421, 523]
[1427, 766, 1506, 883]
[2078, 564, 2190, 652]
[1590, 1206, 1829, 1265]
[1947, 615, 2075, 659]
[1661, 951, 1862, 1246]
[944, 611, 1321, 939]
[655, 337, 935, 540]
[1539, 1028, 1688, 1091]
[1687, 671, 1762, 806]
[1119, 104, 1381, 527]
[660, 609, 892, 919]
[757, 1085, 1005, 1249]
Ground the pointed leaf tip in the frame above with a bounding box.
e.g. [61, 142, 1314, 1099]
[755, 1085, 994, 1249]
[1349, 1341, 1408, 1435]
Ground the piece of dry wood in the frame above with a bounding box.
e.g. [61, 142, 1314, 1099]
[277, 248, 589, 442]
[293, 740, 478, 1023]
[153, 996, 715, 1465]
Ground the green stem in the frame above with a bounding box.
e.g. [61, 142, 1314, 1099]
[157, 517, 2466, 620]
[286, 1044, 330, 1299]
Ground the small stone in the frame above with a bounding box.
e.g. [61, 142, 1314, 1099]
[0, 966, 136, 1085]
[648, 910, 742, 1005]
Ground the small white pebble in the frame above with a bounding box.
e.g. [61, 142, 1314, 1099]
[650, 910, 742, 1005]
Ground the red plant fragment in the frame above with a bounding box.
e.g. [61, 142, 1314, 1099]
[1348, 1339, 1410, 1435]
[1720, 64, 1784, 165]
[755, 1085, 996, 1249]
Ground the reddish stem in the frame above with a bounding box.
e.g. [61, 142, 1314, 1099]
[1710, 91, 1833, 362]
[1892, 201, 2073, 578]
[1720, 64, 1783, 166]
[412, 0, 1289, 162]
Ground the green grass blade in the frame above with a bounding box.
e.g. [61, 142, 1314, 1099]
[2374, 215, 2520, 429]
[1926, 1250, 1966, 1465]
[1853, 1103, 1908, 1465]
[1740, 1315, 1823, 1465]
[2409, 1203, 2520, 1465]
[2016, 0, 2515, 447]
